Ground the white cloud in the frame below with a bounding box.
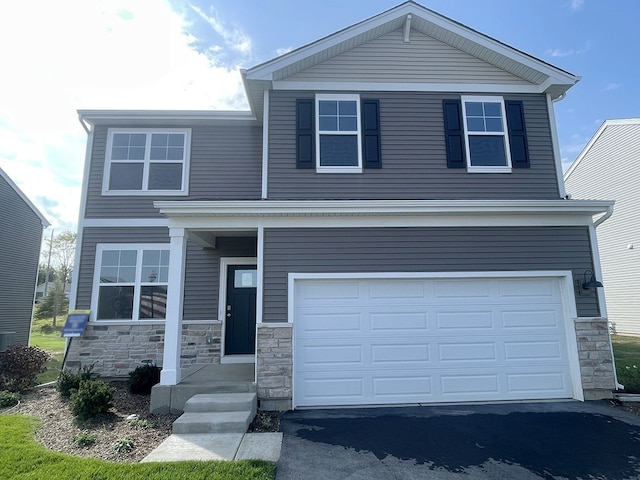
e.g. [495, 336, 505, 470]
[569, 0, 585, 10]
[276, 47, 294, 57]
[602, 82, 622, 92]
[0, 0, 250, 231]
[189, 4, 253, 60]
[546, 48, 575, 58]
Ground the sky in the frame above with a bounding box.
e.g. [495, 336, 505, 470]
[0, 0, 638, 232]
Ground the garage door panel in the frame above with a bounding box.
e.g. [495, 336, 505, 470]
[501, 307, 562, 329]
[370, 312, 429, 332]
[296, 312, 363, 333]
[435, 310, 494, 330]
[507, 372, 568, 393]
[294, 276, 576, 407]
[368, 280, 428, 299]
[371, 342, 430, 364]
[438, 342, 497, 362]
[504, 340, 563, 361]
[297, 280, 360, 301]
[372, 375, 432, 398]
[441, 374, 499, 395]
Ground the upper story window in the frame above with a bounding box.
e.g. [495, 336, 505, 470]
[316, 94, 362, 173]
[103, 129, 191, 195]
[461, 96, 511, 173]
[93, 244, 169, 321]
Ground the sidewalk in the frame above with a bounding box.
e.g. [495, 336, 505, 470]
[141, 432, 282, 463]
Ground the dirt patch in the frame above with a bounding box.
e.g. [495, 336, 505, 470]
[8, 382, 178, 463]
[4, 381, 283, 463]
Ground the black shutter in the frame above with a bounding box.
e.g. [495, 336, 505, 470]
[296, 99, 314, 169]
[505, 100, 530, 168]
[361, 99, 381, 169]
[442, 99, 466, 168]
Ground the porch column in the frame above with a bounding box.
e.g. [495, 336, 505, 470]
[160, 227, 187, 385]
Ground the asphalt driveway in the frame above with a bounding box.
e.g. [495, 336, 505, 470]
[276, 401, 640, 480]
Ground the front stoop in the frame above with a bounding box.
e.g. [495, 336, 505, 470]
[172, 393, 257, 434]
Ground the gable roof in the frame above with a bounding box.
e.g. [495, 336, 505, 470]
[564, 118, 640, 181]
[0, 166, 50, 227]
[243, 1, 579, 119]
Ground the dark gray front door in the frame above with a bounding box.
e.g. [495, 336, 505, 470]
[224, 265, 257, 355]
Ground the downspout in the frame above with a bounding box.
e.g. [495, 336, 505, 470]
[592, 203, 623, 390]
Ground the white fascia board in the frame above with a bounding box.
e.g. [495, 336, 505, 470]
[0, 166, 50, 227]
[564, 118, 640, 181]
[154, 199, 614, 230]
[78, 109, 255, 126]
[272, 81, 542, 94]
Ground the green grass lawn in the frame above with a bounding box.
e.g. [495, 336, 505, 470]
[29, 317, 66, 384]
[0, 415, 275, 480]
[611, 335, 640, 393]
[611, 335, 640, 368]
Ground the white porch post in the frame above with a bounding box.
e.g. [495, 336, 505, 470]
[160, 227, 187, 386]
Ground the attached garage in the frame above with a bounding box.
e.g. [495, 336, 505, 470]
[292, 273, 582, 408]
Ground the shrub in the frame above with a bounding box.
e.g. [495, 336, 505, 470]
[57, 363, 98, 399]
[129, 418, 155, 429]
[0, 345, 50, 392]
[0, 390, 20, 408]
[127, 363, 161, 395]
[112, 437, 134, 454]
[618, 364, 640, 394]
[72, 430, 97, 448]
[70, 380, 115, 421]
[39, 324, 63, 335]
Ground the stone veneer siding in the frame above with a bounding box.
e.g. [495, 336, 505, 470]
[65, 322, 222, 377]
[256, 323, 292, 411]
[575, 317, 616, 400]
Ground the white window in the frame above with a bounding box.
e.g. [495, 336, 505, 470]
[103, 129, 190, 194]
[461, 96, 512, 173]
[93, 244, 170, 321]
[316, 94, 362, 173]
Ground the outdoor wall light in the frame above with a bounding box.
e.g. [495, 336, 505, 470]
[575, 269, 603, 296]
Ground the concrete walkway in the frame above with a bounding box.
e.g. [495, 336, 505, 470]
[141, 432, 282, 463]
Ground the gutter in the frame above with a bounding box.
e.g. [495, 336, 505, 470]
[594, 204, 614, 228]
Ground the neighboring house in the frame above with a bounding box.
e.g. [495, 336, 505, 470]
[565, 119, 640, 336]
[68, 1, 616, 411]
[0, 167, 50, 348]
[35, 282, 71, 303]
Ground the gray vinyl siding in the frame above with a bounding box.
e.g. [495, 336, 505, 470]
[84, 123, 262, 219]
[268, 91, 560, 200]
[77, 228, 256, 321]
[565, 123, 640, 335]
[284, 28, 531, 85]
[0, 176, 44, 345]
[263, 226, 598, 323]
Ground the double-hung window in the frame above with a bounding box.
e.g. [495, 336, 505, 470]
[316, 94, 362, 173]
[460, 96, 512, 173]
[104, 129, 190, 194]
[94, 245, 170, 321]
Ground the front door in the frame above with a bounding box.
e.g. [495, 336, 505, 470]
[224, 265, 257, 355]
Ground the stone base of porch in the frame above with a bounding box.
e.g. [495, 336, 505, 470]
[151, 363, 256, 414]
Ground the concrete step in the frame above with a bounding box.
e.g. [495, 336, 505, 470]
[184, 393, 257, 414]
[172, 411, 254, 434]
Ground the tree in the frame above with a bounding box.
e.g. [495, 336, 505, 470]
[43, 231, 76, 289]
[34, 280, 69, 326]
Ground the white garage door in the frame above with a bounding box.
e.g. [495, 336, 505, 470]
[293, 276, 576, 407]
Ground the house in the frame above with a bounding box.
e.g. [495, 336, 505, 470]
[564, 119, 640, 336]
[68, 1, 617, 411]
[0, 167, 50, 349]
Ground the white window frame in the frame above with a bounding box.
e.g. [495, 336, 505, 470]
[102, 128, 191, 195]
[315, 93, 362, 173]
[91, 243, 170, 322]
[461, 95, 512, 174]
